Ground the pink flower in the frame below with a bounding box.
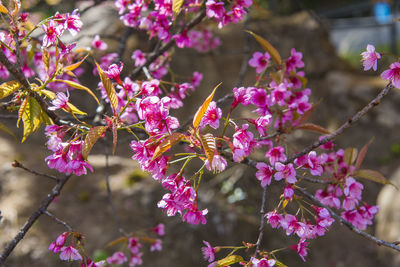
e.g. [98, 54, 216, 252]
[64, 9, 83, 36]
[206, 154, 228, 173]
[182, 206, 208, 225]
[265, 146, 286, 165]
[128, 238, 142, 254]
[132, 49, 146, 67]
[201, 240, 217, 263]
[129, 252, 143, 267]
[274, 163, 296, 184]
[253, 114, 272, 136]
[191, 71, 203, 87]
[265, 210, 283, 228]
[105, 62, 123, 85]
[200, 101, 222, 129]
[291, 239, 308, 261]
[59, 246, 82, 261]
[55, 232, 68, 246]
[206, 0, 226, 19]
[283, 185, 294, 200]
[250, 257, 276, 267]
[152, 223, 165, 236]
[42, 20, 63, 47]
[48, 92, 69, 111]
[106, 251, 127, 264]
[381, 61, 400, 88]
[249, 52, 270, 73]
[286, 48, 304, 72]
[256, 162, 273, 187]
[150, 239, 162, 252]
[344, 177, 363, 200]
[92, 35, 108, 50]
[49, 242, 62, 253]
[361, 44, 380, 71]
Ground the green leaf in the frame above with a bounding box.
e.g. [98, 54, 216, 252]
[54, 79, 100, 105]
[152, 133, 185, 161]
[193, 83, 221, 130]
[296, 123, 331, 135]
[21, 97, 42, 142]
[355, 137, 374, 170]
[215, 255, 244, 267]
[355, 169, 398, 189]
[275, 260, 289, 267]
[173, 0, 184, 14]
[0, 122, 17, 140]
[82, 126, 107, 160]
[246, 31, 282, 66]
[0, 80, 22, 99]
[95, 62, 119, 112]
[344, 147, 358, 166]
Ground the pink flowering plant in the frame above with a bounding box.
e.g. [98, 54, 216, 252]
[0, 1, 399, 266]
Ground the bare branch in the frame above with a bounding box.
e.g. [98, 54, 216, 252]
[0, 174, 72, 264]
[297, 187, 400, 252]
[254, 186, 267, 256]
[12, 160, 60, 182]
[43, 211, 73, 232]
[284, 83, 392, 164]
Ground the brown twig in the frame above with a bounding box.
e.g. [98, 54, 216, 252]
[297, 187, 400, 252]
[284, 83, 392, 165]
[129, 9, 207, 80]
[12, 160, 60, 182]
[43, 210, 73, 232]
[0, 174, 72, 263]
[254, 186, 267, 256]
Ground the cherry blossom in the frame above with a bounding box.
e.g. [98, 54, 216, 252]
[361, 44, 380, 71]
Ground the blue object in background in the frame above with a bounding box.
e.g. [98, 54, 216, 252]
[374, 2, 392, 24]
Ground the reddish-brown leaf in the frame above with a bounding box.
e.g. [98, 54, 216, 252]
[193, 83, 221, 130]
[82, 126, 107, 159]
[344, 147, 358, 166]
[355, 137, 374, 170]
[246, 31, 282, 66]
[355, 169, 398, 189]
[95, 62, 119, 112]
[200, 133, 216, 166]
[296, 123, 331, 135]
[152, 133, 185, 160]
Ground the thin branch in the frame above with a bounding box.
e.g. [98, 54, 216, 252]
[129, 9, 207, 80]
[116, 27, 133, 62]
[43, 211, 73, 232]
[284, 83, 392, 165]
[12, 160, 60, 182]
[235, 15, 252, 88]
[301, 176, 330, 184]
[0, 174, 72, 264]
[297, 187, 400, 252]
[254, 186, 268, 256]
[104, 143, 127, 236]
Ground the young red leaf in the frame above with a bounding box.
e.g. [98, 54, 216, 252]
[95, 62, 119, 112]
[246, 30, 282, 66]
[82, 126, 107, 160]
[355, 137, 374, 170]
[296, 123, 331, 135]
[0, 4, 8, 14]
[193, 83, 221, 130]
[152, 133, 185, 160]
[344, 147, 358, 166]
[64, 54, 88, 72]
[355, 169, 398, 189]
[200, 133, 216, 165]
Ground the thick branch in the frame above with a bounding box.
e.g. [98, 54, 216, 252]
[284, 83, 392, 164]
[297, 187, 400, 252]
[0, 174, 72, 263]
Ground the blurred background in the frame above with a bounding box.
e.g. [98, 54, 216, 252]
[1, 0, 400, 266]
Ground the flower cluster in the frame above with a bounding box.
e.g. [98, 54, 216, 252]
[45, 125, 94, 176]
